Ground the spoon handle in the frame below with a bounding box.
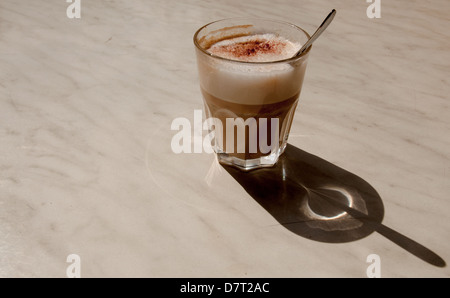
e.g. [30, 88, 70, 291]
[296, 9, 336, 56]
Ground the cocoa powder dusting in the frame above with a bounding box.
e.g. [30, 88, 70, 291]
[217, 39, 284, 59]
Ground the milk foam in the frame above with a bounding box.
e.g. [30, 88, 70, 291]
[207, 34, 301, 63]
[198, 34, 307, 105]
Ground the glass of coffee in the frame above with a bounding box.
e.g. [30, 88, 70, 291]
[194, 18, 311, 171]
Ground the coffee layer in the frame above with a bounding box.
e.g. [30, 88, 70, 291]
[202, 88, 299, 159]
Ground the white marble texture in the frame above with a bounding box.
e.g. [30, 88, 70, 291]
[0, 0, 449, 277]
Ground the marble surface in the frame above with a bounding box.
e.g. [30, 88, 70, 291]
[0, 0, 449, 278]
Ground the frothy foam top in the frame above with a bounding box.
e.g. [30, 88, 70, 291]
[207, 34, 301, 62]
[198, 34, 307, 105]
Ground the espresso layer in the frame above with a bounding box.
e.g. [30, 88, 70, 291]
[202, 88, 299, 159]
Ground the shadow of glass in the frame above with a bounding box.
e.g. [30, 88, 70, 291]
[222, 144, 445, 267]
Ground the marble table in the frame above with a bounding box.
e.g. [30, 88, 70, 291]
[0, 0, 449, 278]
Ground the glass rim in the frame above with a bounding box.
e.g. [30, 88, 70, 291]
[193, 17, 312, 65]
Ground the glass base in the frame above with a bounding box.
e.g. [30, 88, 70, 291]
[216, 144, 287, 171]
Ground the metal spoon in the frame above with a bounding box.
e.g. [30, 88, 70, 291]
[294, 9, 336, 57]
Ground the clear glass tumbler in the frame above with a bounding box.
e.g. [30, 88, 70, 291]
[194, 18, 311, 171]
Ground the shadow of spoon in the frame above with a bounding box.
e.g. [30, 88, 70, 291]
[307, 187, 446, 267]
